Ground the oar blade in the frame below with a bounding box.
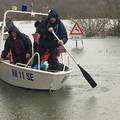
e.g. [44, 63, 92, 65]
[78, 64, 97, 88]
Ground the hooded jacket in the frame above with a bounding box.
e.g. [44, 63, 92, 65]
[37, 9, 68, 48]
[1, 26, 32, 59]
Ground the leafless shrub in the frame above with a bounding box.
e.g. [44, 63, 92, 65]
[76, 19, 120, 37]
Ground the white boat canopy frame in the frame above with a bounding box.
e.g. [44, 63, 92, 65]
[1, 10, 48, 41]
[0, 10, 70, 70]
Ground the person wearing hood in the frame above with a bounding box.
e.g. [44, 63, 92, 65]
[36, 9, 68, 70]
[0, 17, 15, 33]
[0, 26, 32, 64]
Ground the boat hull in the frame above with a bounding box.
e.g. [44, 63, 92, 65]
[0, 61, 72, 90]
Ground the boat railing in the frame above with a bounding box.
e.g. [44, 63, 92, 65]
[1, 10, 48, 42]
[25, 52, 40, 70]
[66, 55, 70, 68]
[1, 10, 71, 71]
[16, 52, 70, 71]
[59, 53, 70, 71]
[60, 54, 65, 71]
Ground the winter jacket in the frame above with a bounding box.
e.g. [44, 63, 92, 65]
[1, 26, 32, 59]
[36, 9, 68, 49]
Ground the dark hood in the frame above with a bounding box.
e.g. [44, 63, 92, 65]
[6, 20, 14, 30]
[48, 9, 60, 24]
[48, 9, 59, 19]
[8, 26, 20, 34]
[34, 20, 41, 28]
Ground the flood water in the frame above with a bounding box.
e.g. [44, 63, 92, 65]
[0, 22, 120, 120]
[0, 19, 120, 120]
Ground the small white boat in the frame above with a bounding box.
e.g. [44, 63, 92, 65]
[0, 10, 72, 91]
[0, 60, 71, 90]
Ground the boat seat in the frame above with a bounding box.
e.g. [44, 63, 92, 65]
[16, 63, 31, 68]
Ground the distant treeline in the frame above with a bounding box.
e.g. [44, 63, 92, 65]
[1, 0, 120, 37]
[0, 0, 120, 20]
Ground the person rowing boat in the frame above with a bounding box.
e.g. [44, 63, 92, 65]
[33, 9, 68, 70]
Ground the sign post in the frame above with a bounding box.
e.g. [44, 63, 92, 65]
[70, 22, 85, 48]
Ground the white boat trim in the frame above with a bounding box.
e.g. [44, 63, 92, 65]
[1, 61, 72, 76]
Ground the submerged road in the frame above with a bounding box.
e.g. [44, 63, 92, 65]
[0, 36, 120, 120]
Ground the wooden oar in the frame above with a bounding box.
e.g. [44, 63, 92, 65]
[52, 31, 97, 88]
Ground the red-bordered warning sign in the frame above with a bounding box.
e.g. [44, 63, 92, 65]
[70, 22, 84, 35]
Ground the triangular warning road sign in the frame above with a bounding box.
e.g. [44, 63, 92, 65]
[70, 22, 84, 35]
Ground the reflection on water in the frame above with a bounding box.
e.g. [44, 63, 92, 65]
[83, 96, 97, 120]
[71, 48, 84, 54]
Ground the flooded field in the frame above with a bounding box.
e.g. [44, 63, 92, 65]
[0, 21, 120, 120]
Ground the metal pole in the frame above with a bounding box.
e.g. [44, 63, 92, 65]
[76, 40, 78, 48]
[31, 0, 34, 12]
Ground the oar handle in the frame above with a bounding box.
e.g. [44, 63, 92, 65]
[52, 31, 79, 65]
[52, 31, 60, 42]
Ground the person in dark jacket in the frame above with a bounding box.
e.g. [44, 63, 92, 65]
[35, 9, 68, 70]
[0, 26, 32, 64]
